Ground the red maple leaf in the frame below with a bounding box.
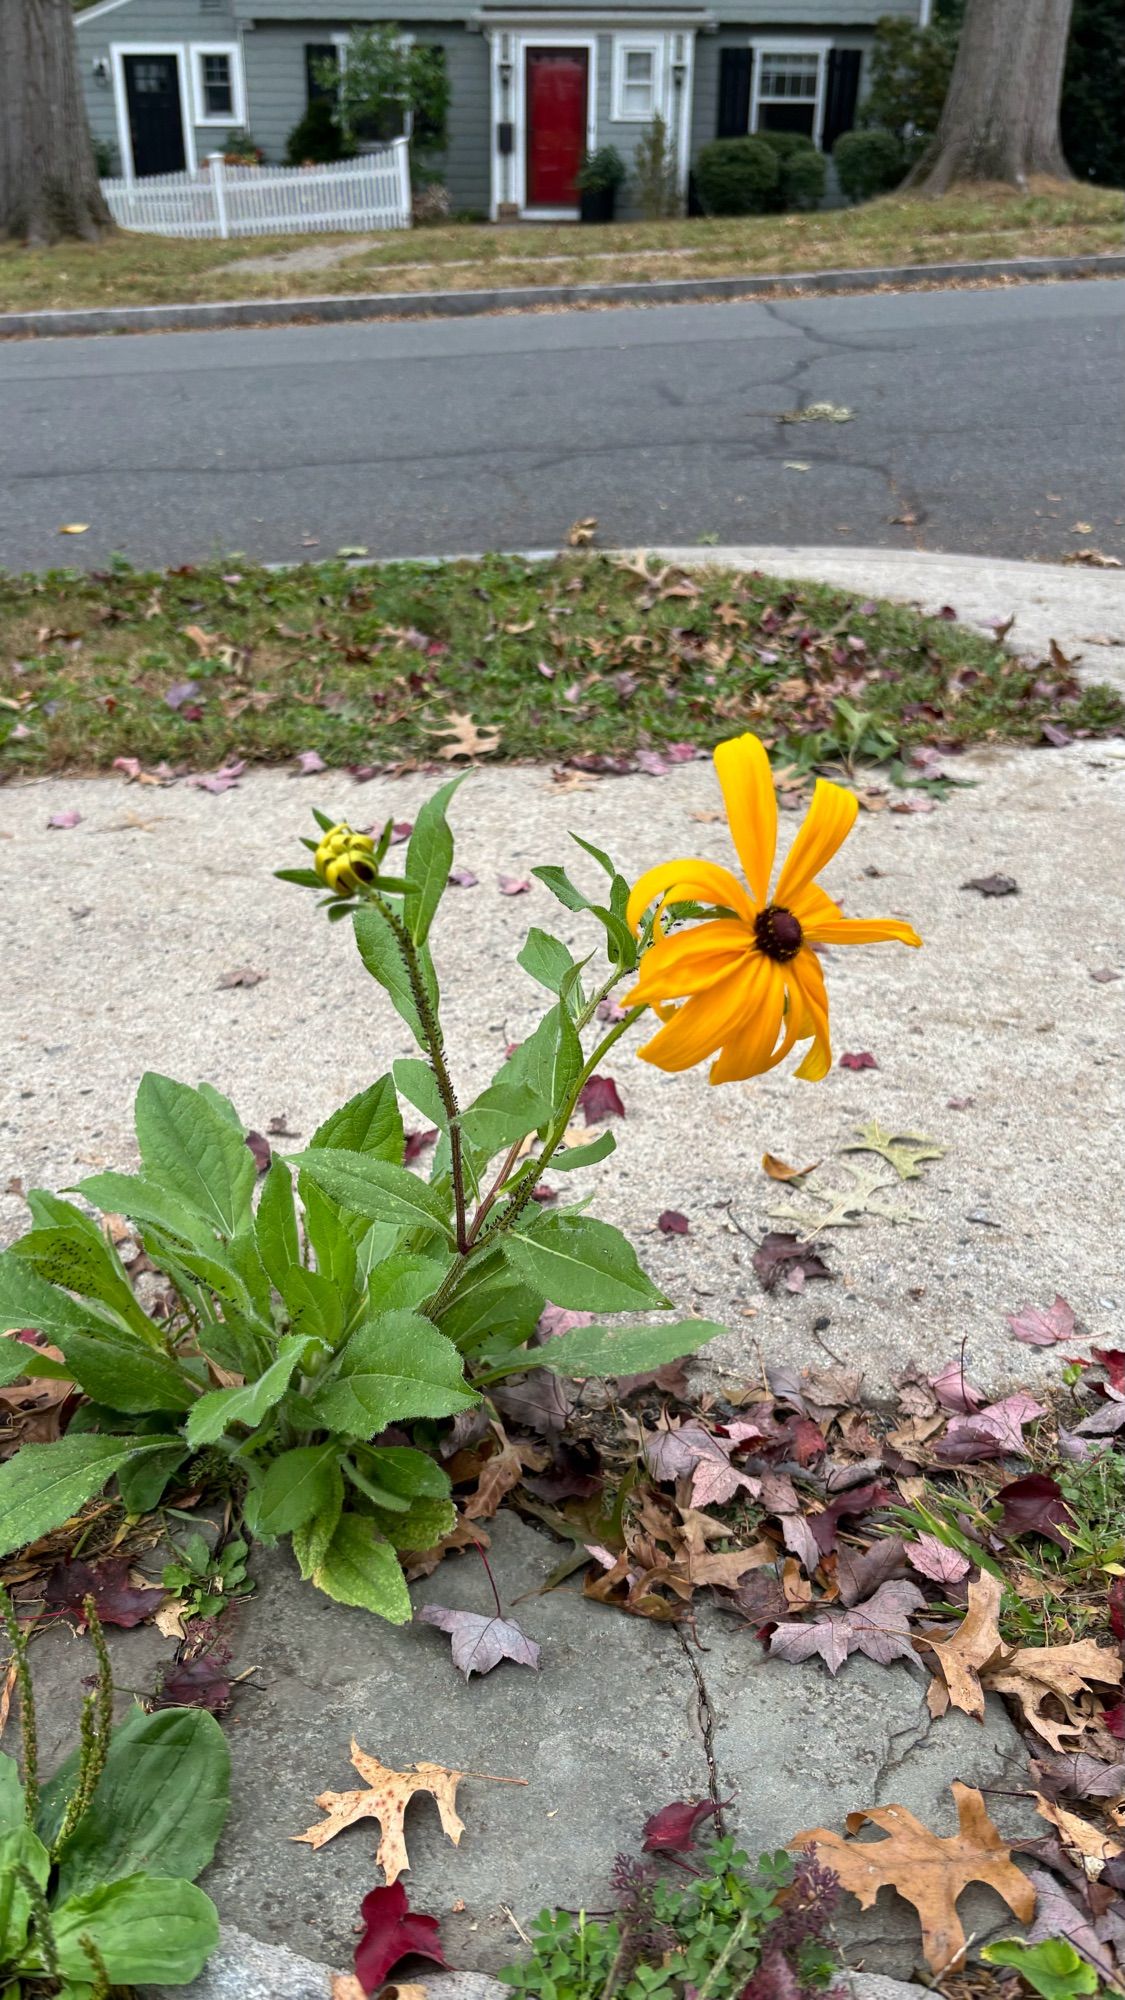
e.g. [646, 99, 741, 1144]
[641, 1799, 725, 1855]
[355, 1882, 447, 1994]
[577, 1074, 625, 1122]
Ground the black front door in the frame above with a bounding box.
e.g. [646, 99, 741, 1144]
[124, 54, 187, 177]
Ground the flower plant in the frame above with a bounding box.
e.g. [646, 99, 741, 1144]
[0, 735, 918, 1623]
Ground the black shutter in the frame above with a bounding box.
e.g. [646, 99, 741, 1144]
[717, 47, 752, 139]
[821, 48, 861, 152]
[305, 43, 338, 109]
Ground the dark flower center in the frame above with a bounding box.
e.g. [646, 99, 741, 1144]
[754, 904, 803, 962]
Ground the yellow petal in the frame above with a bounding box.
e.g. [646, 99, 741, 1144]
[708, 963, 787, 1082]
[774, 779, 858, 906]
[802, 915, 922, 948]
[787, 948, 833, 1081]
[626, 919, 754, 1004]
[713, 733, 777, 910]
[636, 961, 760, 1073]
[627, 858, 753, 933]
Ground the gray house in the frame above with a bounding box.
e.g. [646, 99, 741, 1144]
[74, 0, 931, 219]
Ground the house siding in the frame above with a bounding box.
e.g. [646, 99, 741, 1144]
[75, 0, 242, 177]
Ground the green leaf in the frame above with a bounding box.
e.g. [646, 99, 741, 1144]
[404, 774, 463, 946]
[0, 1753, 25, 1835]
[981, 1940, 1099, 2000]
[553, 1129, 617, 1172]
[310, 1310, 477, 1436]
[367, 1253, 448, 1315]
[0, 1252, 132, 1353]
[16, 1193, 154, 1337]
[298, 1179, 360, 1292]
[48, 1707, 229, 1898]
[370, 1494, 456, 1552]
[0, 1825, 49, 1963]
[275, 866, 324, 887]
[305, 1513, 412, 1622]
[529, 1317, 722, 1380]
[518, 928, 580, 999]
[353, 904, 440, 1050]
[47, 1876, 219, 1987]
[185, 1333, 317, 1448]
[491, 1004, 582, 1120]
[251, 1444, 340, 1538]
[196, 1080, 243, 1129]
[134, 1074, 256, 1239]
[290, 1467, 345, 1579]
[502, 1215, 668, 1314]
[311, 1076, 404, 1164]
[361, 1446, 451, 1503]
[569, 832, 617, 878]
[118, 1444, 189, 1514]
[282, 1266, 345, 1351]
[0, 1436, 172, 1560]
[461, 1081, 552, 1158]
[72, 1172, 219, 1252]
[0, 1336, 71, 1387]
[392, 1058, 448, 1131]
[532, 864, 590, 914]
[255, 1161, 300, 1290]
[292, 1149, 453, 1239]
[56, 1324, 197, 1416]
[434, 1262, 541, 1355]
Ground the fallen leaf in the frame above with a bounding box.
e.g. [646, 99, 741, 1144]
[930, 1359, 985, 1414]
[762, 1154, 819, 1183]
[164, 680, 200, 711]
[793, 1782, 1035, 1975]
[403, 1129, 439, 1166]
[1070, 523, 1095, 535]
[47, 810, 82, 830]
[839, 1052, 878, 1070]
[644, 1419, 760, 1510]
[835, 1537, 910, 1607]
[907, 1536, 970, 1586]
[1034, 1793, 1123, 1877]
[44, 1557, 163, 1630]
[1089, 968, 1123, 984]
[1007, 1297, 1077, 1347]
[577, 1075, 625, 1123]
[338, 544, 369, 558]
[937, 1393, 1046, 1463]
[925, 1570, 1006, 1720]
[752, 1232, 832, 1294]
[419, 1603, 541, 1680]
[427, 711, 501, 760]
[217, 965, 267, 989]
[995, 1474, 1074, 1550]
[295, 749, 326, 775]
[657, 1210, 689, 1235]
[245, 1131, 271, 1175]
[294, 1743, 466, 1885]
[642, 1799, 724, 1854]
[1030, 1753, 1125, 1804]
[986, 1642, 1124, 1754]
[153, 1653, 233, 1714]
[447, 868, 479, 888]
[184, 760, 245, 793]
[354, 1881, 447, 1994]
[843, 1123, 944, 1182]
[961, 874, 1019, 897]
[497, 875, 531, 896]
[58, 523, 89, 535]
[1062, 549, 1122, 568]
[332, 1979, 367, 2000]
[567, 517, 598, 547]
[769, 1580, 925, 1677]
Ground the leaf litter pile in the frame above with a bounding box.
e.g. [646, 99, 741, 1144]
[4, 1132, 1125, 1994]
[3, 552, 1123, 777]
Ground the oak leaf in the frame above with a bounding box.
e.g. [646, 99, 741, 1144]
[985, 1641, 1124, 1754]
[293, 1742, 465, 1884]
[793, 1782, 1036, 1975]
[924, 1570, 1007, 1721]
[426, 710, 501, 760]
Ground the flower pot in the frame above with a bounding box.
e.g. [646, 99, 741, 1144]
[579, 185, 617, 224]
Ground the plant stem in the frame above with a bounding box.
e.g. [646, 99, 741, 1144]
[464, 1137, 525, 1248]
[371, 891, 469, 1253]
[474, 1537, 504, 1620]
[695, 1909, 755, 2000]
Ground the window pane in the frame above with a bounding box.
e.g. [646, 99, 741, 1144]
[202, 53, 233, 115]
[759, 54, 818, 100]
[758, 101, 816, 136]
[625, 50, 653, 81]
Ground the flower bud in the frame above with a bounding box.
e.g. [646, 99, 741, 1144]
[313, 823, 378, 896]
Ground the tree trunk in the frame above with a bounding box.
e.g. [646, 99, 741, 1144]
[906, 0, 1074, 193]
[0, 0, 114, 243]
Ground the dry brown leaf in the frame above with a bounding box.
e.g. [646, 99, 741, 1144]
[782, 1557, 813, 1610]
[154, 1599, 188, 1642]
[463, 1428, 548, 1524]
[330, 1977, 367, 2000]
[1034, 1794, 1123, 1878]
[567, 516, 598, 547]
[924, 1570, 1007, 1721]
[689, 1540, 776, 1589]
[793, 1782, 1035, 1975]
[762, 1153, 819, 1184]
[426, 710, 502, 760]
[402, 1517, 490, 1582]
[293, 1741, 465, 1884]
[986, 1639, 1124, 1753]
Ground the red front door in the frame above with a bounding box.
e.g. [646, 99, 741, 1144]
[525, 48, 588, 208]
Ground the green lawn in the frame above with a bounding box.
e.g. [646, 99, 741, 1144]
[1, 182, 1121, 315]
[2, 553, 1120, 776]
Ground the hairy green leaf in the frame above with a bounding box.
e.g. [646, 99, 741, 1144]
[0, 1436, 171, 1560]
[503, 1214, 668, 1314]
[251, 1443, 341, 1538]
[353, 903, 439, 1049]
[310, 1310, 476, 1435]
[134, 1075, 256, 1239]
[292, 1149, 453, 1239]
[185, 1333, 317, 1447]
[403, 774, 464, 946]
[530, 1317, 722, 1379]
[305, 1513, 412, 1622]
[255, 1160, 300, 1290]
[311, 1076, 404, 1164]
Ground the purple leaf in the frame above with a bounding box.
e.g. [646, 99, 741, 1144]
[389, 821, 413, 845]
[498, 875, 531, 896]
[835, 1536, 909, 1607]
[641, 1800, 719, 1855]
[643, 1420, 760, 1510]
[577, 1074, 626, 1123]
[536, 1305, 594, 1342]
[752, 1233, 832, 1294]
[937, 1392, 1047, 1462]
[634, 749, 670, 776]
[44, 1557, 163, 1629]
[930, 1358, 986, 1413]
[657, 1210, 689, 1235]
[809, 1481, 895, 1556]
[164, 679, 200, 710]
[447, 867, 479, 888]
[153, 1653, 232, 1713]
[995, 1473, 1075, 1550]
[245, 1131, 271, 1175]
[906, 1535, 970, 1584]
[216, 965, 266, 989]
[961, 873, 1019, 897]
[1006, 1296, 1078, 1347]
[768, 1580, 925, 1676]
[47, 809, 81, 829]
[839, 1051, 878, 1070]
[295, 749, 326, 775]
[419, 1603, 541, 1679]
[185, 760, 245, 793]
[403, 1128, 439, 1165]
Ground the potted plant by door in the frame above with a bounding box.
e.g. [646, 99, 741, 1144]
[577, 146, 626, 223]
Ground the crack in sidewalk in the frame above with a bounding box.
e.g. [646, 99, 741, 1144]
[676, 1626, 729, 1839]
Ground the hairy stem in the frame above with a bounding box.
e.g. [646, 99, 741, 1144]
[371, 891, 469, 1254]
[464, 1137, 525, 1248]
[1, 1591, 38, 1822]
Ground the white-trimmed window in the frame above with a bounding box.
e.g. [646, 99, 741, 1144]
[753, 47, 824, 142]
[191, 43, 245, 126]
[612, 38, 661, 122]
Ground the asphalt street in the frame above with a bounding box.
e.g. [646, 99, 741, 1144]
[1, 278, 1123, 570]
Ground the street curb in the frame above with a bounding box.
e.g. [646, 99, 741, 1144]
[3, 250, 1124, 340]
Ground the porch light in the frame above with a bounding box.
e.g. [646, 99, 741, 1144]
[672, 59, 687, 87]
[92, 57, 110, 84]
[499, 57, 512, 87]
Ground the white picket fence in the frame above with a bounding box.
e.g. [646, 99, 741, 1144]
[100, 141, 412, 240]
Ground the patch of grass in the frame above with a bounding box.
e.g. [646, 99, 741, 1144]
[2, 553, 1121, 777]
[1, 180, 1121, 315]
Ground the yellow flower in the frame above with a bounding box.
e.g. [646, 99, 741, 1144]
[314, 822, 378, 896]
[624, 733, 921, 1084]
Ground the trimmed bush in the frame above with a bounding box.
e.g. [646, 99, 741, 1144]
[694, 137, 779, 216]
[756, 130, 817, 165]
[779, 146, 827, 209]
[833, 128, 906, 204]
[285, 99, 356, 166]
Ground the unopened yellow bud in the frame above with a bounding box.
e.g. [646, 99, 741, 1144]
[313, 823, 377, 896]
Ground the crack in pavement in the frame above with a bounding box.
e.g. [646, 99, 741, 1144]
[676, 1625, 730, 1839]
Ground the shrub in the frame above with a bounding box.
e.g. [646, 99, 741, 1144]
[576, 146, 627, 195]
[779, 146, 827, 210]
[413, 180, 452, 224]
[285, 99, 355, 166]
[631, 113, 680, 218]
[833, 128, 906, 203]
[92, 137, 116, 178]
[694, 136, 779, 215]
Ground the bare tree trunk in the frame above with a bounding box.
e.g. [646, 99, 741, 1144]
[906, 0, 1073, 193]
[0, 0, 114, 243]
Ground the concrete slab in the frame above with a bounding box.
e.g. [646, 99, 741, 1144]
[3, 740, 1122, 1400]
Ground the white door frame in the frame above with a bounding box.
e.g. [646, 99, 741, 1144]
[111, 42, 196, 181]
[491, 30, 598, 219]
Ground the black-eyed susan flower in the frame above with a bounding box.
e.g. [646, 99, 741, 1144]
[314, 822, 378, 896]
[624, 732, 921, 1084]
